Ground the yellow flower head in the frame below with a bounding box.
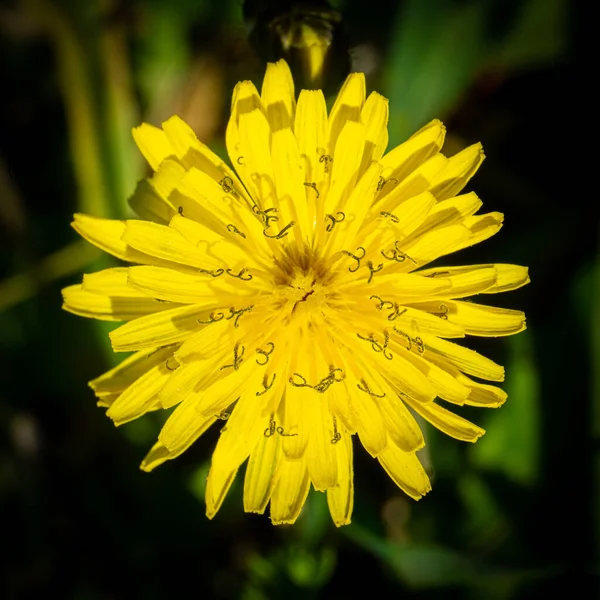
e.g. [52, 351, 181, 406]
[62, 60, 529, 526]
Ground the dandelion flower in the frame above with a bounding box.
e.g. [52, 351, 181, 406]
[62, 60, 529, 526]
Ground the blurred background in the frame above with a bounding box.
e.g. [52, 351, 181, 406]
[0, 0, 596, 598]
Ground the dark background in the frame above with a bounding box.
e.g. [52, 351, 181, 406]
[0, 0, 596, 598]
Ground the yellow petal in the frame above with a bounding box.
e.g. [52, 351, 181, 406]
[270, 458, 310, 525]
[440, 301, 526, 337]
[400, 223, 471, 267]
[226, 80, 263, 190]
[295, 89, 328, 184]
[411, 192, 482, 237]
[261, 59, 295, 132]
[396, 305, 465, 338]
[453, 212, 504, 252]
[366, 191, 436, 246]
[456, 372, 507, 408]
[158, 396, 216, 452]
[347, 377, 387, 457]
[429, 143, 485, 200]
[61, 284, 172, 321]
[374, 349, 437, 404]
[72, 214, 180, 268]
[417, 263, 529, 296]
[205, 460, 239, 520]
[127, 265, 250, 304]
[158, 354, 222, 409]
[360, 91, 389, 173]
[244, 431, 282, 514]
[395, 348, 470, 406]
[485, 264, 530, 294]
[82, 268, 140, 297]
[378, 442, 431, 500]
[128, 178, 175, 224]
[237, 108, 276, 208]
[110, 304, 217, 351]
[305, 396, 338, 491]
[404, 397, 485, 442]
[271, 127, 310, 239]
[132, 123, 175, 170]
[196, 359, 263, 417]
[389, 154, 447, 204]
[421, 334, 505, 382]
[122, 220, 215, 271]
[211, 389, 269, 478]
[328, 161, 382, 252]
[90, 345, 176, 396]
[378, 119, 445, 198]
[367, 370, 424, 452]
[106, 360, 172, 426]
[326, 432, 354, 526]
[281, 383, 310, 460]
[325, 120, 365, 214]
[328, 72, 366, 154]
[71, 214, 128, 260]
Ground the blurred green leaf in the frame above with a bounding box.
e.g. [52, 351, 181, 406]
[285, 545, 336, 589]
[344, 522, 475, 588]
[489, 0, 567, 71]
[470, 331, 540, 485]
[188, 460, 211, 504]
[384, 0, 486, 143]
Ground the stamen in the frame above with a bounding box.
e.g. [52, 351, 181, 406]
[393, 327, 412, 351]
[165, 358, 179, 371]
[342, 247, 366, 273]
[256, 373, 276, 396]
[289, 365, 345, 393]
[237, 156, 244, 165]
[425, 270, 450, 277]
[381, 241, 417, 264]
[356, 331, 393, 360]
[366, 261, 383, 284]
[414, 337, 425, 354]
[377, 177, 398, 192]
[438, 303, 449, 320]
[253, 205, 279, 228]
[225, 305, 254, 328]
[303, 182, 320, 198]
[380, 211, 399, 223]
[392, 327, 425, 354]
[331, 415, 341, 444]
[226, 223, 246, 239]
[370, 295, 394, 310]
[225, 268, 253, 281]
[371, 296, 408, 322]
[319, 154, 333, 173]
[178, 206, 185, 216]
[263, 220, 295, 239]
[255, 342, 275, 365]
[198, 268, 225, 278]
[325, 212, 345, 232]
[264, 415, 297, 438]
[220, 342, 245, 371]
[220, 176, 238, 197]
[387, 303, 407, 321]
[357, 379, 386, 398]
[197, 311, 225, 325]
[264, 416, 276, 437]
[372, 297, 407, 322]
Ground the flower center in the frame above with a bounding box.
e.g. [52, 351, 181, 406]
[270, 245, 334, 321]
